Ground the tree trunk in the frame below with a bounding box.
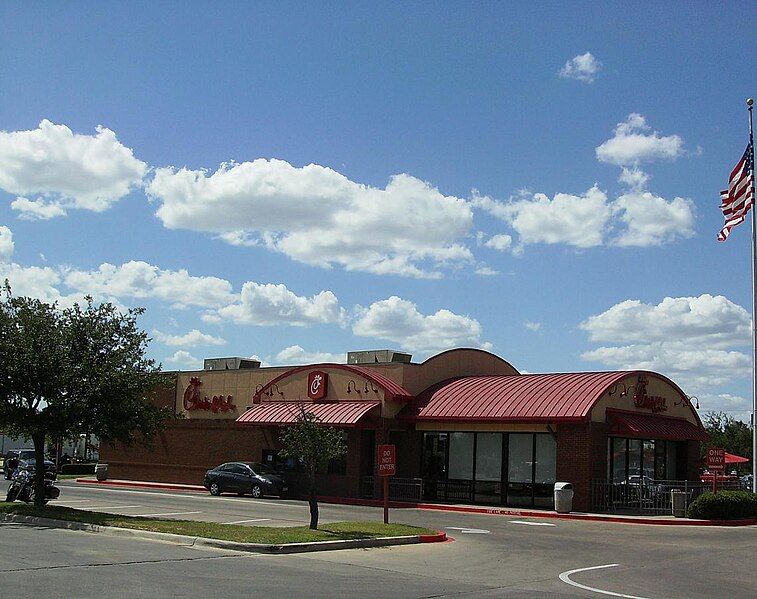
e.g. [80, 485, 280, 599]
[32, 431, 46, 509]
[308, 469, 319, 530]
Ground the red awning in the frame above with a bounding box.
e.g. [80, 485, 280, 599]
[607, 410, 708, 441]
[236, 401, 380, 427]
[725, 452, 749, 464]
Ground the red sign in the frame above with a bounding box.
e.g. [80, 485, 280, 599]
[377, 444, 396, 477]
[707, 447, 725, 471]
[183, 377, 236, 413]
[307, 371, 328, 400]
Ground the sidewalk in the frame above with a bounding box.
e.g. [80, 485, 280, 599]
[75, 478, 757, 527]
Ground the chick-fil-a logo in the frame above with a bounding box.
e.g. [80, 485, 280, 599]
[308, 371, 328, 400]
[182, 377, 236, 413]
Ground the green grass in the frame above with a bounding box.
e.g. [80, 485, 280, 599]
[0, 502, 435, 544]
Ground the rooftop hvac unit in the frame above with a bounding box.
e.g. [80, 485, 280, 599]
[203, 357, 261, 371]
[347, 350, 412, 365]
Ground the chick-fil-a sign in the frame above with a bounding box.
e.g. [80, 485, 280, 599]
[308, 371, 328, 400]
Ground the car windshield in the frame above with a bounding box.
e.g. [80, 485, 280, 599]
[19, 451, 35, 460]
[246, 462, 277, 475]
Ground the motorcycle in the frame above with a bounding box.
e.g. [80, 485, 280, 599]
[5, 463, 60, 504]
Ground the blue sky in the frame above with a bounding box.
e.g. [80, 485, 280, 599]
[1, 2, 755, 420]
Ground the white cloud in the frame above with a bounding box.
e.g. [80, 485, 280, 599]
[618, 167, 650, 191]
[484, 234, 513, 252]
[147, 160, 474, 278]
[273, 345, 345, 365]
[612, 191, 695, 247]
[352, 296, 489, 354]
[559, 52, 602, 83]
[524, 321, 542, 332]
[580, 294, 750, 348]
[0, 261, 88, 307]
[165, 350, 202, 370]
[581, 294, 752, 390]
[475, 266, 499, 276]
[11, 197, 67, 220]
[0, 120, 146, 215]
[474, 186, 611, 248]
[63, 261, 235, 308]
[0, 226, 14, 262]
[153, 329, 226, 347]
[596, 114, 684, 166]
[208, 281, 346, 327]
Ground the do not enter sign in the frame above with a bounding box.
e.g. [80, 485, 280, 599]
[377, 444, 396, 477]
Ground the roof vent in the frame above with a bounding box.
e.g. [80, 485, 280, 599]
[203, 357, 261, 371]
[347, 350, 412, 365]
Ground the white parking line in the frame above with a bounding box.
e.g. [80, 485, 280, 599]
[558, 564, 653, 599]
[446, 526, 490, 534]
[222, 518, 271, 525]
[81, 505, 141, 510]
[131, 511, 202, 518]
[509, 520, 556, 527]
[64, 486, 271, 505]
[56, 499, 93, 504]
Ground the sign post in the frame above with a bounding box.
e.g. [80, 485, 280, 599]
[377, 444, 396, 524]
[706, 447, 725, 494]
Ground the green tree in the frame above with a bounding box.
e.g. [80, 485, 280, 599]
[701, 411, 753, 470]
[0, 284, 173, 507]
[279, 409, 347, 529]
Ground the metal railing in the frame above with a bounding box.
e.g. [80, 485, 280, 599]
[591, 478, 745, 515]
[360, 476, 424, 502]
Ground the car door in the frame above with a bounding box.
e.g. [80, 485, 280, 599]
[216, 463, 237, 489]
[229, 464, 251, 492]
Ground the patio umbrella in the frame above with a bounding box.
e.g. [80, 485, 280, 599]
[724, 452, 749, 464]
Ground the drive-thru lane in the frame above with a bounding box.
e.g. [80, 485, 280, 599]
[2, 480, 755, 598]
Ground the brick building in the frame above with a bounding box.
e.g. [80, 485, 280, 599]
[101, 348, 707, 512]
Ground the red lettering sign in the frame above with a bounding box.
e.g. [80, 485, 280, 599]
[182, 377, 236, 413]
[308, 371, 328, 400]
[707, 447, 725, 471]
[377, 444, 396, 477]
[632, 376, 668, 413]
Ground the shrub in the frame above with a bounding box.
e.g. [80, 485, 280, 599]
[686, 490, 757, 520]
[60, 463, 96, 475]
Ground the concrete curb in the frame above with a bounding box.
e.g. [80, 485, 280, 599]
[74, 479, 757, 527]
[1, 514, 447, 553]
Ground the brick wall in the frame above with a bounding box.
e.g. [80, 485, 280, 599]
[555, 422, 606, 512]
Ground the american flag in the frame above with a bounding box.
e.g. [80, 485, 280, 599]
[718, 143, 755, 241]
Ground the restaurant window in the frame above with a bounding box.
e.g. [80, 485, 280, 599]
[475, 433, 502, 504]
[448, 432, 474, 480]
[507, 433, 533, 506]
[534, 434, 557, 508]
[327, 431, 347, 475]
[421, 433, 448, 501]
[608, 437, 677, 482]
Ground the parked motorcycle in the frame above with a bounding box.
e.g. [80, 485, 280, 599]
[5, 462, 60, 504]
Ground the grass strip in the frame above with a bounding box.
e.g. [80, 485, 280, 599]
[0, 502, 435, 544]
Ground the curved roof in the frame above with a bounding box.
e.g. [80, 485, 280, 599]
[419, 348, 519, 373]
[237, 401, 380, 427]
[401, 371, 697, 423]
[253, 363, 413, 402]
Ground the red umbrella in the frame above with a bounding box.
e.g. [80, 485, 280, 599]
[725, 452, 749, 464]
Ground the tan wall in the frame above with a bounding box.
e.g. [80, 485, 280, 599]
[415, 422, 549, 432]
[590, 373, 699, 424]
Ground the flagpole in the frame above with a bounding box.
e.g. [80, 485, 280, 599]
[749, 97, 756, 494]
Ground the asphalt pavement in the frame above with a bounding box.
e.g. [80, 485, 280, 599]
[1, 479, 755, 598]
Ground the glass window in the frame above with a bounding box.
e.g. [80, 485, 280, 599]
[642, 440, 655, 480]
[628, 439, 642, 478]
[448, 432, 474, 480]
[475, 433, 502, 481]
[666, 442, 678, 479]
[508, 433, 533, 483]
[611, 438, 626, 482]
[654, 441, 666, 480]
[534, 434, 556, 484]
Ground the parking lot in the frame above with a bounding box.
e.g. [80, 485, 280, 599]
[1, 479, 755, 598]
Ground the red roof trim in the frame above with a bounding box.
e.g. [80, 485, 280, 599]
[606, 409, 709, 441]
[236, 401, 381, 427]
[252, 363, 413, 402]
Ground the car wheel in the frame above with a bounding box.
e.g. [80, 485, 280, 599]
[251, 484, 262, 498]
[209, 482, 222, 496]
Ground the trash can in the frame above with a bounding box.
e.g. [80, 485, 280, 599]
[95, 463, 108, 482]
[554, 482, 574, 513]
[671, 490, 687, 518]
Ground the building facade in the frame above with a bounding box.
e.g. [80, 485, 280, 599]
[101, 348, 707, 512]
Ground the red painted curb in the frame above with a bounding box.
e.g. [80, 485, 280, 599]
[418, 531, 447, 543]
[74, 480, 757, 527]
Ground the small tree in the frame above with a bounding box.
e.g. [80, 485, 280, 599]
[0, 284, 173, 507]
[279, 409, 347, 529]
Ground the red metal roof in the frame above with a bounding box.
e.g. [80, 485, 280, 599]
[401, 372, 672, 422]
[252, 364, 413, 402]
[607, 410, 709, 441]
[237, 401, 380, 427]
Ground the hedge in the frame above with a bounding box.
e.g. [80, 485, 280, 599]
[686, 490, 757, 520]
[60, 463, 96, 475]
